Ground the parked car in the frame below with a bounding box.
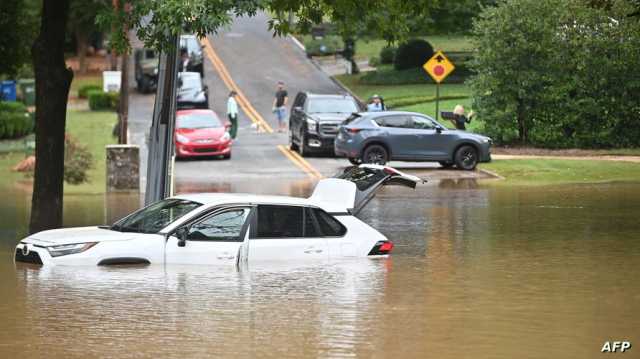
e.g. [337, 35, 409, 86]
[14, 165, 420, 266]
[289, 92, 363, 156]
[180, 34, 205, 77]
[174, 109, 231, 159]
[335, 111, 492, 170]
[134, 48, 158, 93]
[177, 72, 209, 110]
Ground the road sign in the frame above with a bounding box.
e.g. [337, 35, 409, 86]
[423, 51, 455, 84]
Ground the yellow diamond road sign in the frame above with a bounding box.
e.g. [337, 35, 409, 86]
[423, 51, 455, 83]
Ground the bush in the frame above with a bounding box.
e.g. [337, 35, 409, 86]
[0, 101, 33, 139]
[304, 35, 344, 56]
[394, 39, 434, 71]
[78, 85, 102, 99]
[88, 90, 119, 111]
[360, 63, 473, 85]
[469, 0, 640, 148]
[379, 46, 396, 64]
[368, 56, 380, 67]
[64, 135, 93, 184]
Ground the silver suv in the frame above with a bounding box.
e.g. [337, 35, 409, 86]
[334, 111, 492, 170]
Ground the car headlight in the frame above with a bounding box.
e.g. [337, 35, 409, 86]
[48, 242, 97, 257]
[221, 132, 231, 141]
[306, 118, 318, 134]
[175, 134, 189, 143]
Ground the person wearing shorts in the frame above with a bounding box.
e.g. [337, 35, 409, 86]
[272, 81, 288, 132]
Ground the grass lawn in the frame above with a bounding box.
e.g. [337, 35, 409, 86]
[480, 159, 640, 186]
[0, 109, 117, 194]
[356, 35, 473, 60]
[69, 75, 102, 98]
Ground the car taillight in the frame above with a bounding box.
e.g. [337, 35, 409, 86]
[347, 128, 361, 134]
[368, 240, 394, 255]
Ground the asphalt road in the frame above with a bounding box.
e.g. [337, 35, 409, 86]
[128, 13, 492, 195]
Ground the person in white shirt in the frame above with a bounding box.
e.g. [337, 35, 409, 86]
[367, 94, 385, 112]
[227, 91, 238, 139]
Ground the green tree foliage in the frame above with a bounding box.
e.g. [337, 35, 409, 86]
[469, 0, 640, 148]
[0, 0, 39, 77]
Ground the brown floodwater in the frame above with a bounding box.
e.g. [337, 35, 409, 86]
[1, 180, 639, 358]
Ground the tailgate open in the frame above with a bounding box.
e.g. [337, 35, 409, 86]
[309, 164, 423, 215]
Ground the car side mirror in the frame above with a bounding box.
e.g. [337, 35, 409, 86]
[175, 227, 188, 247]
[436, 127, 443, 134]
[293, 106, 303, 114]
[203, 85, 208, 92]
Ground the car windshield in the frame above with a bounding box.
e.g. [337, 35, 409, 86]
[111, 199, 201, 234]
[177, 113, 221, 129]
[307, 98, 358, 114]
[179, 74, 201, 90]
[180, 37, 201, 56]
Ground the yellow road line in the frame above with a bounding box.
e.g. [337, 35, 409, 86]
[200, 37, 274, 133]
[277, 145, 323, 180]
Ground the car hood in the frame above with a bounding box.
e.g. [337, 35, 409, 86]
[22, 226, 137, 246]
[176, 127, 226, 141]
[177, 88, 206, 102]
[308, 113, 352, 123]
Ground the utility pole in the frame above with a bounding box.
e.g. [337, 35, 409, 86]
[145, 34, 180, 205]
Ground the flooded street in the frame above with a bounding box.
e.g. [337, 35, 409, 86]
[1, 181, 639, 358]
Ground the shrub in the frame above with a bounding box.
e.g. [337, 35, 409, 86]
[304, 35, 344, 56]
[394, 39, 434, 71]
[64, 135, 93, 184]
[78, 85, 102, 99]
[360, 64, 473, 85]
[368, 56, 380, 67]
[379, 46, 396, 64]
[0, 101, 33, 139]
[469, 0, 640, 148]
[88, 90, 119, 111]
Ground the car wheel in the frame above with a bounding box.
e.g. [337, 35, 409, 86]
[439, 161, 454, 169]
[454, 145, 478, 170]
[298, 132, 309, 157]
[348, 157, 361, 165]
[289, 131, 299, 151]
[362, 144, 388, 165]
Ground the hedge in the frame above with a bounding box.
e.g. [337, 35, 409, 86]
[304, 35, 344, 56]
[88, 90, 119, 111]
[360, 64, 474, 85]
[0, 101, 34, 139]
[78, 85, 102, 99]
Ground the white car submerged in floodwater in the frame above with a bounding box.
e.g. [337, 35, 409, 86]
[15, 165, 421, 266]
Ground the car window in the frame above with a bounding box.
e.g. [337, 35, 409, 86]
[178, 74, 201, 90]
[112, 199, 201, 234]
[306, 98, 358, 114]
[376, 115, 410, 128]
[304, 208, 321, 237]
[410, 116, 437, 130]
[180, 36, 201, 56]
[311, 208, 346, 237]
[257, 205, 303, 238]
[188, 208, 250, 241]
[177, 113, 222, 129]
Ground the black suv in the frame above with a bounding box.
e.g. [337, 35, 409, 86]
[289, 93, 362, 156]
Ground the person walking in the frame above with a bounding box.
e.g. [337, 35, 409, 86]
[272, 81, 288, 132]
[226, 91, 239, 139]
[450, 104, 474, 131]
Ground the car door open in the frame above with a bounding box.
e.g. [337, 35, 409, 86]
[309, 164, 422, 215]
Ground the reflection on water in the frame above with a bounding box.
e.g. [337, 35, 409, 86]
[1, 181, 640, 358]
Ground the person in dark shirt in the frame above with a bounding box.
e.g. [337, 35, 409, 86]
[450, 104, 474, 131]
[272, 81, 288, 132]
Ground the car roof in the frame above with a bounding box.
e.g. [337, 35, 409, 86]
[176, 109, 217, 117]
[172, 193, 312, 207]
[359, 110, 433, 118]
[303, 92, 355, 100]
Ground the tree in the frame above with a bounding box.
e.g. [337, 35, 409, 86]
[68, 0, 109, 74]
[29, 0, 436, 233]
[469, 0, 640, 147]
[0, 0, 39, 78]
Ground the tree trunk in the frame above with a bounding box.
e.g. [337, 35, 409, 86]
[516, 99, 528, 144]
[118, 47, 129, 144]
[29, 0, 73, 234]
[75, 29, 89, 75]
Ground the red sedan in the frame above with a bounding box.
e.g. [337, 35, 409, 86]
[174, 109, 232, 159]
